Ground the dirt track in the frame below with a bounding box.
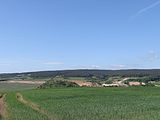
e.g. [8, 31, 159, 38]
[69, 80, 93, 86]
[0, 94, 7, 119]
[16, 93, 56, 120]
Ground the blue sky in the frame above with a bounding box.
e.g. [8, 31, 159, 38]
[0, 0, 160, 73]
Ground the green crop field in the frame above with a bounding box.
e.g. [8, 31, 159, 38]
[0, 83, 39, 92]
[1, 87, 160, 120]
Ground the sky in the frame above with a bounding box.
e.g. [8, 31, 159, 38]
[0, 0, 160, 73]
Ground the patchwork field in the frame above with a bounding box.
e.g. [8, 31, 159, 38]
[0, 83, 39, 91]
[1, 87, 160, 120]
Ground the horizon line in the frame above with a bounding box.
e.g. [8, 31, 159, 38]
[1, 68, 160, 74]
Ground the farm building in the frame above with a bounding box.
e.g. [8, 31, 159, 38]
[129, 82, 146, 86]
[102, 84, 119, 87]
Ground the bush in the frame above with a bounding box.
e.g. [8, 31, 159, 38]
[38, 80, 79, 89]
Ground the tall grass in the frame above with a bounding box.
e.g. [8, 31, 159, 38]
[6, 92, 48, 120]
[21, 87, 160, 120]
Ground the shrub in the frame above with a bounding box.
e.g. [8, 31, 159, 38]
[38, 80, 79, 89]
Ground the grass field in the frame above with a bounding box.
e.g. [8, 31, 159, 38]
[0, 83, 39, 92]
[5, 92, 48, 120]
[1, 87, 160, 120]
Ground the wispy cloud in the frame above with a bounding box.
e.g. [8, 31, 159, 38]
[0, 63, 10, 66]
[147, 50, 159, 62]
[139, 50, 159, 63]
[108, 64, 145, 70]
[90, 65, 100, 69]
[109, 64, 126, 70]
[131, 0, 160, 19]
[71, 65, 101, 69]
[43, 62, 64, 65]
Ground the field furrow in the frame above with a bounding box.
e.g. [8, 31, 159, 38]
[16, 93, 57, 120]
[0, 94, 7, 120]
[6, 93, 49, 120]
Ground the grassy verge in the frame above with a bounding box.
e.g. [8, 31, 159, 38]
[5, 92, 49, 120]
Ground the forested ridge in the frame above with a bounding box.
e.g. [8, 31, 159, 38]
[1, 69, 160, 79]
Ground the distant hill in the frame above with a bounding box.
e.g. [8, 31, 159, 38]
[1, 69, 160, 79]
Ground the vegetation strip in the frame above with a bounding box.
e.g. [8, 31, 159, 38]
[16, 93, 56, 120]
[0, 94, 7, 119]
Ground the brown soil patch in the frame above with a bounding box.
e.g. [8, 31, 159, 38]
[0, 94, 7, 119]
[69, 80, 99, 87]
[6, 80, 45, 85]
[16, 93, 57, 120]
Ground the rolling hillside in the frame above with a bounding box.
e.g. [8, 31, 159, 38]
[1, 69, 160, 80]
